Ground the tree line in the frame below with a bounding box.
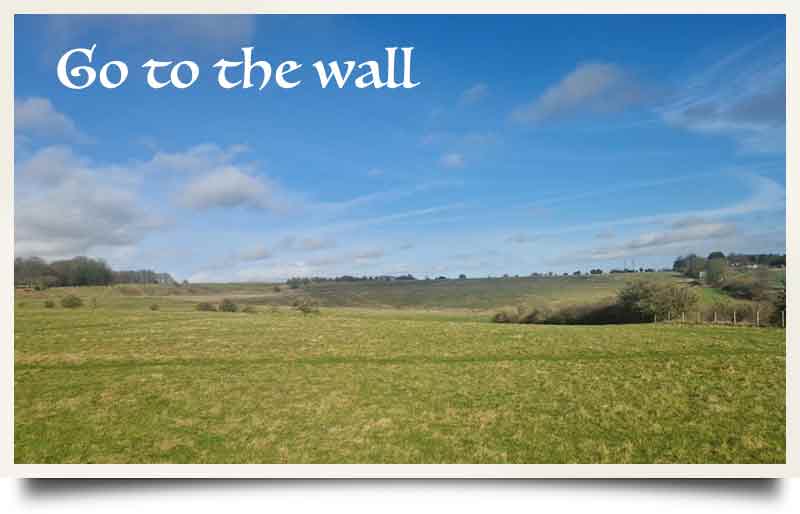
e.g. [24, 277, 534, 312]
[672, 251, 785, 301]
[15, 256, 176, 289]
[287, 274, 417, 288]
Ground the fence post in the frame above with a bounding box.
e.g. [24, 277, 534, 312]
[756, 310, 760, 327]
[782, 310, 786, 328]
[682, 312, 685, 323]
[714, 312, 717, 324]
[733, 311, 736, 325]
[668, 311, 671, 322]
[654, 314, 657, 323]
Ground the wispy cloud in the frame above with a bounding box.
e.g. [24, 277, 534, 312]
[510, 172, 783, 242]
[459, 83, 489, 105]
[512, 62, 642, 122]
[238, 244, 272, 262]
[658, 31, 785, 153]
[15, 97, 90, 143]
[439, 152, 465, 169]
[589, 221, 738, 260]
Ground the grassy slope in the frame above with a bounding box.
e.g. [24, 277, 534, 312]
[14, 290, 785, 464]
[42, 272, 683, 311]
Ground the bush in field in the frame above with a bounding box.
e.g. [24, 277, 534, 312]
[703, 298, 753, 323]
[219, 298, 239, 312]
[493, 280, 699, 325]
[44, 300, 55, 308]
[149, 303, 160, 311]
[60, 294, 83, 309]
[293, 297, 319, 315]
[196, 302, 217, 312]
[721, 272, 770, 301]
[492, 310, 516, 323]
[242, 305, 257, 314]
[618, 280, 699, 320]
[273, 285, 281, 293]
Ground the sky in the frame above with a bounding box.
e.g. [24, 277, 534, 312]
[13, 15, 786, 282]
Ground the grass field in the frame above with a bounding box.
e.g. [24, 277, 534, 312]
[14, 275, 785, 464]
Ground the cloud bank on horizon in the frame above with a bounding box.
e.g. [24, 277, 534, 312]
[13, 15, 786, 281]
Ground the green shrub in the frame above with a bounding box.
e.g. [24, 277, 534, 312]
[721, 277, 768, 300]
[196, 302, 217, 312]
[618, 280, 698, 320]
[219, 298, 239, 312]
[492, 309, 517, 323]
[149, 303, 160, 311]
[44, 300, 55, 309]
[492, 281, 698, 326]
[60, 294, 83, 309]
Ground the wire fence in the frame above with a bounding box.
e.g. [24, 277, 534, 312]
[654, 310, 785, 328]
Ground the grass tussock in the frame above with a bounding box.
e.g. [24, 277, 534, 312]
[60, 294, 83, 309]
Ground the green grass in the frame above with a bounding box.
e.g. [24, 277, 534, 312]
[236, 272, 684, 310]
[14, 284, 785, 464]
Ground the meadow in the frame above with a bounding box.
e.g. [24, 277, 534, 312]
[14, 274, 785, 463]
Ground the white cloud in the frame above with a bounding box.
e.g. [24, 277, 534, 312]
[459, 83, 489, 105]
[276, 236, 337, 252]
[505, 234, 542, 245]
[147, 143, 249, 174]
[354, 248, 384, 260]
[512, 62, 641, 122]
[16, 145, 89, 184]
[15, 145, 163, 260]
[15, 97, 89, 143]
[238, 244, 272, 262]
[439, 152, 465, 169]
[180, 167, 287, 211]
[593, 222, 737, 259]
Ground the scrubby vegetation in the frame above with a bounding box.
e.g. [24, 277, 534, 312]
[149, 304, 160, 311]
[494, 280, 699, 325]
[43, 300, 55, 309]
[219, 298, 239, 312]
[59, 294, 83, 309]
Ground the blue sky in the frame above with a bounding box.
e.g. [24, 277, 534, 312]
[14, 15, 786, 281]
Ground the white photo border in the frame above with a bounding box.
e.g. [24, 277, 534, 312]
[1, 0, 795, 478]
